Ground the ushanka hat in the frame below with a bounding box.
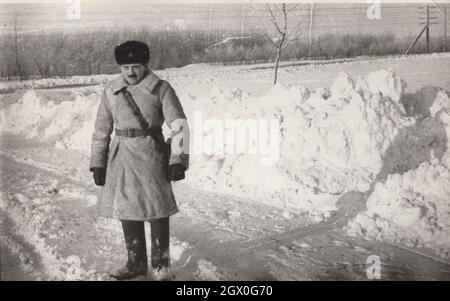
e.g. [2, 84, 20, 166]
[114, 40, 150, 65]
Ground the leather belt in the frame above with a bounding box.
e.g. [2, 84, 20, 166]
[115, 128, 162, 138]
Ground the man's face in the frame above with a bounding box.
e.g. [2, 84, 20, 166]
[120, 63, 147, 85]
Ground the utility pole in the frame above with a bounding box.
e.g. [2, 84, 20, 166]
[222, 8, 226, 38]
[13, 14, 22, 81]
[429, 1, 447, 52]
[426, 5, 430, 54]
[241, 3, 245, 36]
[189, 5, 193, 37]
[208, 3, 212, 44]
[445, 5, 447, 52]
[309, 3, 314, 59]
[406, 5, 438, 55]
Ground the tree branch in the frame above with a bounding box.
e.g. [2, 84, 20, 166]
[286, 3, 299, 14]
[286, 20, 304, 42]
[255, 32, 278, 48]
[281, 37, 299, 51]
[266, 3, 283, 36]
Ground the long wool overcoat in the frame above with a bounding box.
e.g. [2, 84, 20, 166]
[89, 70, 189, 221]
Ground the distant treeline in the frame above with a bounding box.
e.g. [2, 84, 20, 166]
[0, 28, 448, 80]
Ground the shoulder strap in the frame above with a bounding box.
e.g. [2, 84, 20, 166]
[120, 88, 149, 129]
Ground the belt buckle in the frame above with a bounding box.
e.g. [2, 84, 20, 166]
[126, 128, 135, 138]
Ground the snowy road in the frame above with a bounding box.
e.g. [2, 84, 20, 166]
[1, 136, 449, 280]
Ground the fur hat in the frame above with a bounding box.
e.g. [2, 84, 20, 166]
[114, 40, 150, 65]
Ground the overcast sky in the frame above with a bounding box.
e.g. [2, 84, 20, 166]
[0, 0, 446, 4]
[1, 1, 447, 37]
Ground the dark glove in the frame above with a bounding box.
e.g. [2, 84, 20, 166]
[92, 167, 106, 186]
[168, 163, 185, 182]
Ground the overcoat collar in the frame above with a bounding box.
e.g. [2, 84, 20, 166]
[111, 70, 160, 95]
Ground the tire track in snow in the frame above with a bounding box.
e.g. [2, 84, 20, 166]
[0, 144, 196, 280]
[0, 155, 86, 280]
[0, 149, 88, 186]
[0, 212, 44, 280]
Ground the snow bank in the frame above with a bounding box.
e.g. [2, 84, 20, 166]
[347, 92, 450, 257]
[0, 90, 100, 155]
[181, 69, 414, 219]
[347, 160, 450, 258]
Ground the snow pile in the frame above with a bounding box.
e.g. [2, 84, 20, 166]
[182, 69, 414, 218]
[347, 91, 450, 257]
[347, 160, 450, 257]
[0, 90, 99, 154]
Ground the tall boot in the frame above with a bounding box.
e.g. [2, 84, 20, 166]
[110, 220, 148, 280]
[150, 217, 171, 280]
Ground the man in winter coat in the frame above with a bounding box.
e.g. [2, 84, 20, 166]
[89, 40, 189, 280]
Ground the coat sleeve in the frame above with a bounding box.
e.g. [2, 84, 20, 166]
[89, 89, 114, 171]
[160, 81, 190, 170]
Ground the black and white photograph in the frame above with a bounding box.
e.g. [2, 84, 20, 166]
[0, 0, 449, 283]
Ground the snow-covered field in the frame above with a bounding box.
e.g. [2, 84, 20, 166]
[1, 53, 450, 280]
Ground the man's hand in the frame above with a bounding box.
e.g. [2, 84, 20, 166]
[168, 163, 185, 182]
[92, 167, 106, 186]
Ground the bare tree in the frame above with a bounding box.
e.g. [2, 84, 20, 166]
[263, 3, 302, 84]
